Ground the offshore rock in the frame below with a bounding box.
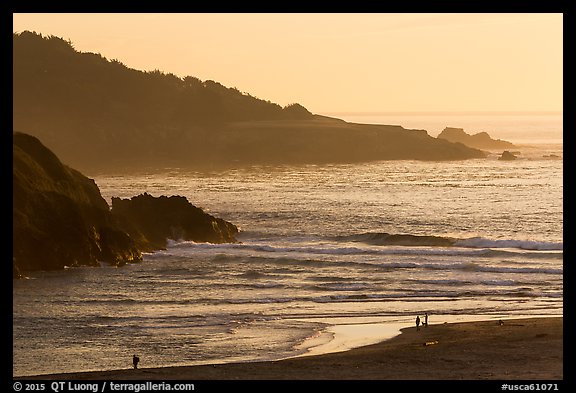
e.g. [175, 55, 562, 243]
[13, 31, 486, 172]
[13, 132, 142, 273]
[438, 127, 515, 150]
[111, 193, 239, 251]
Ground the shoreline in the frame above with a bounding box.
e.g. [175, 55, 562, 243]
[292, 314, 554, 359]
[16, 316, 563, 380]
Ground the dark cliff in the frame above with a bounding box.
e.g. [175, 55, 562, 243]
[13, 31, 485, 172]
[111, 193, 239, 252]
[498, 151, 518, 161]
[13, 132, 142, 275]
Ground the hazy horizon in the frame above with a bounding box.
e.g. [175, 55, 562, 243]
[12, 13, 562, 114]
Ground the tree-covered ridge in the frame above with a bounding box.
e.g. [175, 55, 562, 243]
[13, 132, 142, 274]
[13, 30, 312, 127]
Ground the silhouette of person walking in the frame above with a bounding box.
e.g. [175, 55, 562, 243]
[133, 354, 140, 369]
[416, 315, 421, 331]
[424, 312, 429, 327]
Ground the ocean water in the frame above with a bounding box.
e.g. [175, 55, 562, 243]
[12, 113, 563, 377]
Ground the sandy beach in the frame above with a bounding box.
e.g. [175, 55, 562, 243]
[18, 316, 563, 381]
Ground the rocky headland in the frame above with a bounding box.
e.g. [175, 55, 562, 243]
[13, 132, 238, 277]
[111, 193, 238, 252]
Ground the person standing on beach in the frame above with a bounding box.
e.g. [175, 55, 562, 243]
[424, 312, 429, 327]
[133, 354, 140, 369]
[416, 315, 421, 331]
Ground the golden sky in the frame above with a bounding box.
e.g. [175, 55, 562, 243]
[13, 13, 563, 114]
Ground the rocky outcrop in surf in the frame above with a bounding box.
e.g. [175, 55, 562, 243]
[498, 151, 518, 161]
[13, 31, 486, 172]
[111, 193, 239, 251]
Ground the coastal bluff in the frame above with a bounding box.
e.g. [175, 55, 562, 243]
[13, 132, 238, 277]
[13, 31, 486, 172]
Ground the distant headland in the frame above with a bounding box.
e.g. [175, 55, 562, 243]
[437, 127, 515, 150]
